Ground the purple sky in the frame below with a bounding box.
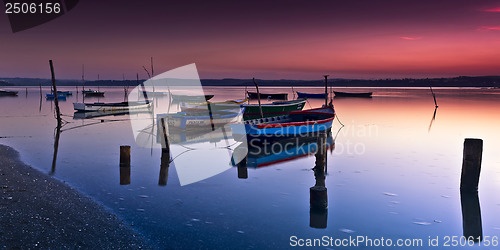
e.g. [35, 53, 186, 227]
[1, 0, 500, 80]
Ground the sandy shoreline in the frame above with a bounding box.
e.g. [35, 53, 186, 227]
[0, 144, 154, 249]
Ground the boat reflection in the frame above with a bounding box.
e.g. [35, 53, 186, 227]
[460, 190, 483, 242]
[232, 133, 334, 169]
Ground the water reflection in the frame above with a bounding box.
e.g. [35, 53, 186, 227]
[310, 132, 328, 229]
[460, 191, 483, 241]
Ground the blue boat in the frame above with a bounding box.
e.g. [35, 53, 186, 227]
[232, 106, 335, 139]
[46, 93, 67, 100]
[296, 91, 328, 99]
[53, 90, 72, 96]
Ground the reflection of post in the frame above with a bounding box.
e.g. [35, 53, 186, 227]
[460, 191, 482, 241]
[460, 138, 483, 242]
[237, 156, 248, 179]
[50, 126, 61, 174]
[158, 118, 171, 186]
[119, 145, 131, 185]
[159, 148, 170, 186]
[310, 133, 328, 229]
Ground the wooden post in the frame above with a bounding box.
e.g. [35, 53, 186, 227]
[119, 145, 131, 185]
[323, 75, 329, 106]
[460, 139, 483, 192]
[25, 88, 28, 97]
[310, 132, 328, 209]
[430, 86, 438, 108]
[237, 157, 248, 179]
[252, 78, 264, 118]
[120, 145, 131, 167]
[49, 60, 62, 128]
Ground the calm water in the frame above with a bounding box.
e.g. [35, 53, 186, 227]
[1, 86, 500, 249]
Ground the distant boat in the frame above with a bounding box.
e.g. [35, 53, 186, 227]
[247, 91, 288, 100]
[333, 91, 372, 98]
[232, 134, 334, 168]
[46, 93, 67, 100]
[232, 105, 335, 139]
[157, 107, 244, 130]
[0, 89, 18, 96]
[83, 89, 105, 97]
[171, 94, 214, 102]
[296, 92, 328, 99]
[52, 90, 72, 96]
[73, 108, 150, 119]
[73, 101, 151, 112]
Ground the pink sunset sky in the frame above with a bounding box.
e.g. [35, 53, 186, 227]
[1, 0, 500, 80]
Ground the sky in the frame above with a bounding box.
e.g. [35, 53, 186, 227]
[1, 0, 500, 80]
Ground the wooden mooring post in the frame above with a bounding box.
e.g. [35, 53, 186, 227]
[460, 139, 483, 192]
[119, 145, 131, 185]
[459, 138, 483, 241]
[310, 132, 328, 228]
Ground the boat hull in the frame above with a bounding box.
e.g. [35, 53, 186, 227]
[333, 91, 372, 97]
[232, 106, 335, 140]
[296, 92, 327, 99]
[158, 108, 244, 130]
[171, 94, 214, 102]
[247, 92, 288, 100]
[73, 101, 151, 112]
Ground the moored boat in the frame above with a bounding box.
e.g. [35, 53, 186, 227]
[0, 89, 19, 96]
[46, 93, 67, 100]
[171, 94, 214, 102]
[247, 91, 288, 100]
[333, 91, 372, 98]
[157, 107, 244, 130]
[231, 105, 335, 139]
[242, 99, 306, 120]
[296, 91, 328, 99]
[53, 90, 72, 96]
[73, 100, 151, 112]
[83, 89, 105, 97]
[179, 99, 248, 111]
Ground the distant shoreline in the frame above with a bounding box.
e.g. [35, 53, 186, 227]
[1, 76, 500, 88]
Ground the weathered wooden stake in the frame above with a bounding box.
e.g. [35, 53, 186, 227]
[310, 133, 328, 210]
[120, 145, 131, 167]
[119, 145, 131, 185]
[49, 60, 62, 128]
[460, 138, 483, 192]
[323, 75, 329, 106]
[252, 78, 264, 118]
[237, 157, 248, 179]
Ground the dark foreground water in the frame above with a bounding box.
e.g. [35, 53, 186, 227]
[1, 86, 500, 249]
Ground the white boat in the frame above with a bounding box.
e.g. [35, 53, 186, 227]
[73, 101, 152, 112]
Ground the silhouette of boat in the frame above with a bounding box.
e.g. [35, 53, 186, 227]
[333, 91, 372, 98]
[296, 92, 328, 99]
[247, 91, 288, 100]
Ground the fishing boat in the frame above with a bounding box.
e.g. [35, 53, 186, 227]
[157, 107, 244, 130]
[72, 108, 151, 119]
[247, 91, 288, 100]
[232, 134, 334, 168]
[46, 93, 67, 100]
[179, 99, 248, 111]
[83, 89, 105, 97]
[296, 92, 328, 99]
[171, 94, 214, 102]
[333, 91, 372, 98]
[242, 99, 306, 120]
[73, 100, 151, 112]
[0, 89, 18, 96]
[52, 90, 72, 96]
[232, 105, 335, 139]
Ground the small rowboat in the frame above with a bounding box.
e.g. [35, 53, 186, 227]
[247, 91, 288, 100]
[180, 99, 248, 111]
[296, 92, 328, 99]
[46, 93, 67, 100]
[83, 89, 105, 97]
[73, 101, 151, 112]
[333, 91, 372, 98]
[171, 94, 214, 102]
[232, 105, 335, 139]
[53, 90, 72, 96]
[242, 99, 306, 120]
[0, 89, 19, 96]
[158, 107, 244, 130]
